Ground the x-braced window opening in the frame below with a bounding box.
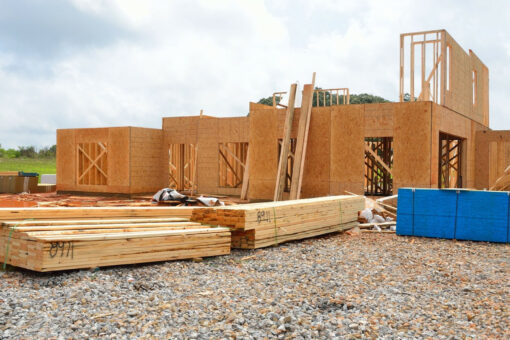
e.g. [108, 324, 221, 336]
[439, 133, 463, 188]
[77, 142, 108, 185]
[364, 137, 393, 196]
[168, 144, 196, 191]
[218, 142, 248, 188]
[277, 138, 297, 192]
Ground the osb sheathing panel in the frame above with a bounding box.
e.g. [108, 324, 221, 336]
[162, 116, 249, 195]
[196, 118, 219, 194]
[364, 103, 394, 137]
[475, 130, 510, 189]
[129, 127, 166, 193]
[57, 127, 131, 194]
[330, 105, 365, 195]
[431, 103, 474, 188]
[443, 32, 489, 126]
[301, 107, 331, 198]
[247, 108, 279, 200]
[56, 129, 76, 187]
[393, 102, 432, 190]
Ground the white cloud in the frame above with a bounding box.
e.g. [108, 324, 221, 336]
[0, 0, 509, 148]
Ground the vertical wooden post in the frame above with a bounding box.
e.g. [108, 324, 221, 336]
[290, 72, 316, 200]
[274, 83, 297, 201]
[191, 109, 203, 195]
[240, 146, 250, 200]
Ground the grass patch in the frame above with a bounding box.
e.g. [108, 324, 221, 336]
[0, 158, 56, 175]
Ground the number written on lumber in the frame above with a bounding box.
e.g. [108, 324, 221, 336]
[49, 242, 74, 259]
[256, 210, 272, 224]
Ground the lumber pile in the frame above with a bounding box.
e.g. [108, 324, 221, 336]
[0, 207, 231, 272]
[191, 195, 364, 249]
[0, 206, 195, 221]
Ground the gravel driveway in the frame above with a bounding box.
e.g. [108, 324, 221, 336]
[1, 233, 509, 339]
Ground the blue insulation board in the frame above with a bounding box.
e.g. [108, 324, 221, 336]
[395, 188, 413, 236]
[396, 188, 510, 243]
[456, 191, 509, 243]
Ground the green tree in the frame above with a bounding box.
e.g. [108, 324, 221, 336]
[257, 96, 279, 106]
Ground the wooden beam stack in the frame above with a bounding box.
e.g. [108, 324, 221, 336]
[0, 206, 195, 221]
[191, 195, 364, 249]
[0, 207, 230, 272]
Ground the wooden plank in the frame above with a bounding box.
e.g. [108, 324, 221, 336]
[364, 144, 393, 175]
[274, 83, 297, 201]
[289, 73, 316, 199]
[240, 147, 250, 200]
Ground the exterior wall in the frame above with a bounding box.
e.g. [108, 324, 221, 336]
[162, 115, 250, 196]
[443, 32, 489, 126]
[392, 102, 433, 190]
[57, 127, 165, 195]
[475, 130, 510, 189]
[129, 127, 166, 193]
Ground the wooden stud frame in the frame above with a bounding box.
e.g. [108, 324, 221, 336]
[218, 142, 249, 188]
[438, 132, 463, 188]
[168, 143, 196, 191]
[77, 142, 108, 186]
[272, 88, 350, 107]
[364, 137, 393, 196]
[400, 30, 445, 104]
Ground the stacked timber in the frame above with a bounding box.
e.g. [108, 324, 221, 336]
[191, 195, 364, 249]
[0, 207, 230, 272]
[0, 206, 195, 221]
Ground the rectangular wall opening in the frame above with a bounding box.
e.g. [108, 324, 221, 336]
[438, 132, 464, 188]
[472, 70, 477, 106]
[77, 142, 108, 186]
[364, 137, 393, 196]
[168, 143, 196, 191]
[277, 138, 297, 192]
[218, 142, 248, 188]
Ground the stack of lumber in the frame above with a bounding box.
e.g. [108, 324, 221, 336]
[191, 195, 364, 249]
[0, 172, 38, 194]
[0, 206, 195, 221]
[0, 207, 231, 272]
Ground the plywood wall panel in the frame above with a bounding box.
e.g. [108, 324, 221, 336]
[393, 102, 432, 190]
[475, 130, 510, 189]
[330, 105, 365, 195]
[56, 129, 76, 189]
[247, 109, 278, 200]
[129, 127, 166, 193]
[364, 103, 394, 137]
[301, 108, 331, 198]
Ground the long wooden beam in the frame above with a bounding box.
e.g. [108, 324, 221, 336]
[364, 145, 393, 175]
[290, 73, 316, 200]
[274, 83, 297, 201]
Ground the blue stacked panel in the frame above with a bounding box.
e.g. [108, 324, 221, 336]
[396, 188, 414, 236]
[413, 189, 457, 239]
[456, 191, 509, 243]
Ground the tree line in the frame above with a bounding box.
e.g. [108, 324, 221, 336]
[257, 88, 390, 106]
[0, 145, 56, 159]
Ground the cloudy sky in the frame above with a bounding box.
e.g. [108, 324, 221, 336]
[1, 0, 509, 148]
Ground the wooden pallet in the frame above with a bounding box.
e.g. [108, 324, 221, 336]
[191, 195, 364, 249]
[0, 216, 230, 272]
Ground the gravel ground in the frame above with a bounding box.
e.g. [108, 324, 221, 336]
[1, 233, 509, 339]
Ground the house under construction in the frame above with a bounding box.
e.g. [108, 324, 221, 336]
[56, 29, 508, 200]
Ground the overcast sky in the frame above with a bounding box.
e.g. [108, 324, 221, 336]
[1, 0, 509, 148]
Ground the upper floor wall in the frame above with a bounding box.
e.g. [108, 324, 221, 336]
[400, 29, 489, 126]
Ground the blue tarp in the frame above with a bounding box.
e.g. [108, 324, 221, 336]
[396, 188, 509, 243]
